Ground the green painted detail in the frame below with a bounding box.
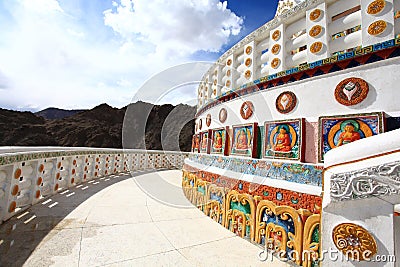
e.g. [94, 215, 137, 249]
[197, 186, 206, 195]
[230, 201, 251, 214]
[263, 191, 269, 196]
[312, 225, 320, 243]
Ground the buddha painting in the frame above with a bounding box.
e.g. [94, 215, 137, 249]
[264, 119, 302, 160]
[201, 134, 208, 150]
[211, 129, 226, 154]
[236, 129, 249, 150]
[194, 135, 200, 151]
[336, 122, 361, 147]
[273, 125, 292, 152]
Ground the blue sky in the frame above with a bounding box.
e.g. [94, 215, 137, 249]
[0, 0, 279, 111]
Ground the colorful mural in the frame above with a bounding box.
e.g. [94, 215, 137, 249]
[200, 131, 209, 153]
[192, 134, 200, 153]
[318, 112, 385, 162]
[231, 124, 254, 157]
[211, 128, 226, 154]
[264, 119, 303, 160]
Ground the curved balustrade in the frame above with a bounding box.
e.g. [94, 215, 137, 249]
[0, 147, 188, 223]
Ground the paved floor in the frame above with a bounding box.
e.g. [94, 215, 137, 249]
[0, 170, 290, 267]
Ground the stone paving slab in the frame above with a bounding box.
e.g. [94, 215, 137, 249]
[0, 170, 291, 267]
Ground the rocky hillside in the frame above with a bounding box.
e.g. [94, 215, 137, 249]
[36, 107, 86, 120]
[0, 102, 196, 151]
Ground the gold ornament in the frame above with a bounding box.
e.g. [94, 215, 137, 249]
[272, 30, 281, 41]
[227, 59, 232, 66]
[309, 25, 323, 38]
[367, 0, 386, 15]
[245, 58, 252, 67]
[271, 58, 280, 69]
[309, 9, 322, 21]
[310, 42, 323, 54]
[272, 44, 281, 55]
[332, 223, 377, 261]
[245, 70, 252, 80]
[246, 46, 252, 55]
[368, 20, 387, 36]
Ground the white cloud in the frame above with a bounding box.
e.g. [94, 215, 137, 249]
[0, 0, 243, 111]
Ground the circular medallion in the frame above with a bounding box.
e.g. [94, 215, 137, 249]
[219, 108, 227, 123]
[246, 46, 252, 55]
[226, 80, 231, 87]
[368, 20, 387, 36]
[335, 77, 369, 106]
[226, 69, 231, 77]
[271, 44, 281, 55]
[240, 101, 254, 120]
[272, 30, 281, 41]
[276, 91, 297, 114]
[309, 25, 323, 38]
[198, 119, 202, 130]
[309, 9, 322, 21]
[245, 58, 252, 67]
[206, 114, 211, 127]
[310, 41, 323, 54]
[332, 223, 377, 261]
[271, 58, 280, 69]
[245, 70, 252, 80]
[367, 0, 386, 15]
[227, 59, 232, 66]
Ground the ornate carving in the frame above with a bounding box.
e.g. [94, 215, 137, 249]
[276, 91, 297, 114]
[330, 161, 400, 202]
[272, 44, 281, 55]
[335, 77, 369, 106]
[332, 223, 377, 261]
[367, 0, 386, 15]
[219, 108, 227, 123]
[206, 114, 211, 127]
[246, 46, 252, 55]
[272, 30, 281, 41]
[271, 58, 281, 69]
[310, 41, 323, 54]
[368, 20, 387, 36]
[245, 58, 252, 67]
[309, 8, 322, 21]
[309, 25, 322, 38]
[240, 101, 254, 120]
[227, 59, 232, 66]
[245, 70, 252, 80]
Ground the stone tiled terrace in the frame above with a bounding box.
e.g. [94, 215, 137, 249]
[0, 170, 289, 266]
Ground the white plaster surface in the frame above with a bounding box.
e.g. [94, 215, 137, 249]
[0, 170, 291, 266]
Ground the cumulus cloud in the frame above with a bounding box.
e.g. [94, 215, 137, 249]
[0, 0, 243, 111]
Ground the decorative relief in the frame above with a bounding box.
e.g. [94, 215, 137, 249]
[276, 91, 297, 114]
[245, 58, 252, 67]
[310, 41, 323, 54]
[272, 44, 281, 55]
[271, 58, 281, 69]
[318, 112, 385, 162]
[213, 79, 217, 85]
[226, 69, 231, 77]
[200, 131, 209, 153]
[214, 70, 218, 76]
[330, 161, 400, 202]
[335, 77, 369, 106]
[309, 8, 322, 21]
[240, 101, 254, 120]
[231, 123, 255, 156]
[264, 119, 303, 160]
[368, 20, 387, 36]
[332, 223, 377, 261]
[211, 128, 226, 154]
[219, 108, 227, 123]
[309, 25, 322, 38]
[226, 80, 231, 87]
[272, 30, 281, 41]
[246, 46, 253, 55]
[367, 0, 386, 15]
[206, 114, 211, 127]
[227, 59, 232, 66]
[245, 70, 252, 80]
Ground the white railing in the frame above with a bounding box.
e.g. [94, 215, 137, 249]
[197, 0, 399, 110]
[0, 147, 189, 224]
[321, 129, 400, 266]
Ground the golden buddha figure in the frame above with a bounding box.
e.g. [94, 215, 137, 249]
[273, 125, 292, 152]
[214, 132, 223, 149]
[337, 123, 361, 146]
[236, 129, 249, 150]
